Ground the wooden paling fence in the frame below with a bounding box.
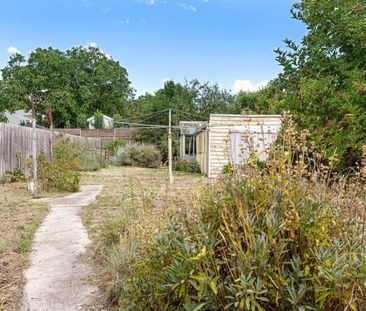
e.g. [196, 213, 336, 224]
[54, 128, 136, 139]
[0, 123, 101, 180]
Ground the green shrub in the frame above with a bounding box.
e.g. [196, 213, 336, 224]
[57, 171, 81, 192]
[5, 168, 26, 183]
[174, 159, 201, 173]
[38, 137, 81, 192]
[112, 144, 161, 168]
[105, 139, 127, 156]
[78, 151, 108, 171]
[79, 153, 101, 171]
[117, 118, 366, 310]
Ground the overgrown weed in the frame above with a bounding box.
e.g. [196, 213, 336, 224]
[81, 167, 206, 310]
[115, 115, 366, 310]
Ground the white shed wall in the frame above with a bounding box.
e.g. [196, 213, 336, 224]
[208, 114, 282, 178]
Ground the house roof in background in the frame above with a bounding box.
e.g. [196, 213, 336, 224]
[4, 110, 32, 125]
[87, 114, 112, 121]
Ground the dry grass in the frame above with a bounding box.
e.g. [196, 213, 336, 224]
[81, 166, 208, 309]
[0, 182, 49, 311]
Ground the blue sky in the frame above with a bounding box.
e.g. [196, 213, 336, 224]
[0, 0, 306, 95]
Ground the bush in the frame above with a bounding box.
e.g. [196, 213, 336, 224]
[5, 168, 26, 183]
[105, 139, 127, 156]
[78, 151, 107, 171]
[117, 117, 366, 310]
[38, 137, 81, 192]
[78, 153, 101, 171]
[112, 144, 161, 168]
[174, 159, 201, 173]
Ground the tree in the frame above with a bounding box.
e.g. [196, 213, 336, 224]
[273, 0, 366, 169]
[93, 110, 104, 129]
[0, 46, 133, 128]
[112, 113, 123, 128]
[131, 80, 236, 160]
[76, 113, 88, 129]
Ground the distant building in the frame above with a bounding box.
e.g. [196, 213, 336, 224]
[87, 114, 113, 129]
[4, 110, 33, 125]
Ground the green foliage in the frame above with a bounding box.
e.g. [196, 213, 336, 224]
[78, 153, 102, 171]
[113, 113, 123, 128]
[5, 168, 26, 183]
[93, 110, 104, 129]
[99, 215, 128, 248]
[174, 159, 201, 173]
[76, 113, 88, 128]
[221, 163, 234, 174]
[105, 139, 127, 156]
[79, 149, 107, 171]
[228, 91, 262, 114]
[133, 80, 236, 160]
[0, 46, 133, 127]
[116, 119, 366, 309]
[112, 144, 161, 168]
[268, 0, 366, 170]
[37, 137, 81, 192]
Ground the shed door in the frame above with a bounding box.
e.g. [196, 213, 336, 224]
[230, 125, 279, 165]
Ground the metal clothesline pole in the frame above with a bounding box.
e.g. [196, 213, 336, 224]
[168, 109, 174, 184]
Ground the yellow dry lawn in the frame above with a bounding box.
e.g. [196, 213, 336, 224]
[0, 183, 49, 311]
[82, 166, 207, 242]
[81, 166, 208, 309]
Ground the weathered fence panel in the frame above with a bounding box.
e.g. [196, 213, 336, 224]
[0, 123, 101, 180]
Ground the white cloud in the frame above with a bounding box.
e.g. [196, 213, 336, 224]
[87, 41, 98, 48]
[7, 46, 21, 55]
[81, 0, 94, 7]
[232, 79, 269, 93]
[178, 3, 197, 12]
[101, 7, 111, 13]
[117, 18, 130, 25]
[143, 0, 166, 5]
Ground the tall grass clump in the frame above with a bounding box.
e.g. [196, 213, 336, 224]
[111, 144, 161, 168]
[117, 115, 366, 310]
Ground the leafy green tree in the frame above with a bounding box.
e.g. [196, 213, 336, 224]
[272, 0, 366, 169]
[76, 113, 88, 128]
[0, 46, 133, 128]
[112, 113, 123, 128]
[229, 91, 262, 114]
[184, 79, 234, 117]
[132, 80, 237, 159]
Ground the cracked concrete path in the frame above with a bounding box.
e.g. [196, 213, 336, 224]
[22, 185, 103, 311]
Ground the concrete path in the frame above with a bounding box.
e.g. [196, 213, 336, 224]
[22, 185, 102, 311]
